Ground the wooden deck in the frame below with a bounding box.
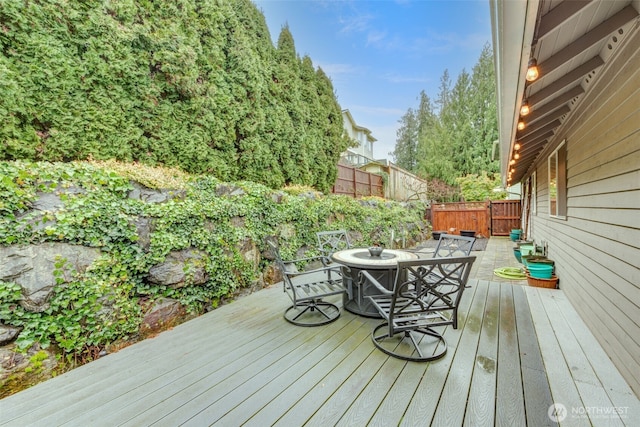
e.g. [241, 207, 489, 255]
[1, 273, 639, 425]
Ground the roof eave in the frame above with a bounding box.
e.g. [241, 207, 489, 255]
[491, 0, 540, 186]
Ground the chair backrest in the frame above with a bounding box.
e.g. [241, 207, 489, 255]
[390, 256, 476, 327]
[432, 234, 476, 258]
[267, 240, 298, 279]
[316, 230, 351, 257]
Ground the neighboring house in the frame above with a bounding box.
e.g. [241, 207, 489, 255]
[338, 110, 430, 202]
[491, 0, 640, 396]
[341, 109, 376, 166]
[362, 160, 429, 202]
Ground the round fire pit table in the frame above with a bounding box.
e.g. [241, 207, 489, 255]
[330, 248, 419, 317]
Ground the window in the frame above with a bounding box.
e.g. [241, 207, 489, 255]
[548, 141, 566, 217]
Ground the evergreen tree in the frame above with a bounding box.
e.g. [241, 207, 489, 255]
[394, 45, 498, 192]
[467, 43, 499, 175]
[392, 108, 418, 172]
[0, 0, 347, 192]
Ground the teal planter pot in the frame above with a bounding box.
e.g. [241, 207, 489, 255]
[513, 248, 522, 263]
[528, 263, 554, 279]
[519, 244, 535, 257]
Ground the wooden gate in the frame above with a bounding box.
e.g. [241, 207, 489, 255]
[428, 200, 521, 237]
[490, 200, 522, 236]
[430, 202, 491, 238]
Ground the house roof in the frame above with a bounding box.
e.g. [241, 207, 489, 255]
[341, 109, 377, 143]
[490, 0, 639, 185]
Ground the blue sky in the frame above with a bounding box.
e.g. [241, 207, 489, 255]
[253, 0, 493, 160]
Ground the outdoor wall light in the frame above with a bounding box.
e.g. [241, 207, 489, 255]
[514, 152, 520, 159]
[526, 58, 539, 82]
[520, 100, 530, 116]
[517, 120, 526, 131]
[510, 159, 516, 165]
[514, 142, 521, 150]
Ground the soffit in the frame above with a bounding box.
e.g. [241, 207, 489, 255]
[496, 0, 639, 185]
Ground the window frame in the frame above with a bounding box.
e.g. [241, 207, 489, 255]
[548, 140, 567, 219]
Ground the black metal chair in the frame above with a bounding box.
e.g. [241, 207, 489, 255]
[362, 256, 476, 361]
[432, 233, 476, 258]
[404, 233, 475, 259]
[268, 240, 347, 326]
[316, 230, 351, 260]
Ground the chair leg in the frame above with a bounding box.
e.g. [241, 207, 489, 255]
[284, 300, 341, 327]
[371, 322, 447, 362]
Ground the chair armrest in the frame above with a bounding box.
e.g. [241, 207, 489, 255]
[359, 270, 393, 295]
[283, 263, 342, 278]
[287, 255, 331, 265]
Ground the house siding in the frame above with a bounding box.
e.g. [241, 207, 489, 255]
[527, 22, 640, 395]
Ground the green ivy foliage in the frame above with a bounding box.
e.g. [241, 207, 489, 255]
[0, 161, 427, 360]
[0, 0, 348, 192]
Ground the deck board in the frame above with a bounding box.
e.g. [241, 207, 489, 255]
[526, 288, 590, 427]
[430, 280, 488, 426]
[1, 244, 638, 427]
[242, 318, 371, 426]
[513, 285, 555, 427]
[398, 277, 479, 427]
[535, 287, 622, 427]
[464, 281, 500, 427]
[550, 290, 640, 426]
[495, 283, 527, 427]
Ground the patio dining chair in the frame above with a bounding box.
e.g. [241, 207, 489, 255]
[268, 240, 348, 326]
[432, 233, 476, 257]
[404, 233, 475, 259]
[316, 229, 351, 261]
[362, 256, 476, 361]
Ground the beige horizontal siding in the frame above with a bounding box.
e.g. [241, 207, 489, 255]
[528, 23, 640, 396]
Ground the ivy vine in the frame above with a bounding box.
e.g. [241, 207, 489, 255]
[0, 160, 428, 361]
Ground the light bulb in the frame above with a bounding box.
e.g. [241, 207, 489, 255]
[526, 58, 539, 82]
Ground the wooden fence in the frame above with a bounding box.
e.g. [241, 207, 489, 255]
[427, 200, 522, 237]
[429, 202, 491, 238]
[332, 164, 384, 198]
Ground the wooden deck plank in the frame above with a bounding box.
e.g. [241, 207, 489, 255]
[271, 328, 379, 426]
[365, 359, 429, 427]
[513, 285, 555, 427]
[86, 321, 325, 425]
[430, 280, 489, 426]
[2, 238, 638, 427]
[398, 279, 480, 426]
[202, 316, 368, 426]
[301, 344, 393, 425]
[68, 311, 305, 426]
[240, 317, 372, 426]
[551, 290, 640, 425]
[535, 287, 624, 427]
[495, 283, 527, 427]
[2, 292, 287, 424]
[366, 310, 472, 427]
[525, 287, 591, 427]
[58, 307, 289, 425]
[464, 281, 500, 427]
[334, 356, 408, 426]
[133, 313, 351, 426]
[530, 287, 640, 427]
